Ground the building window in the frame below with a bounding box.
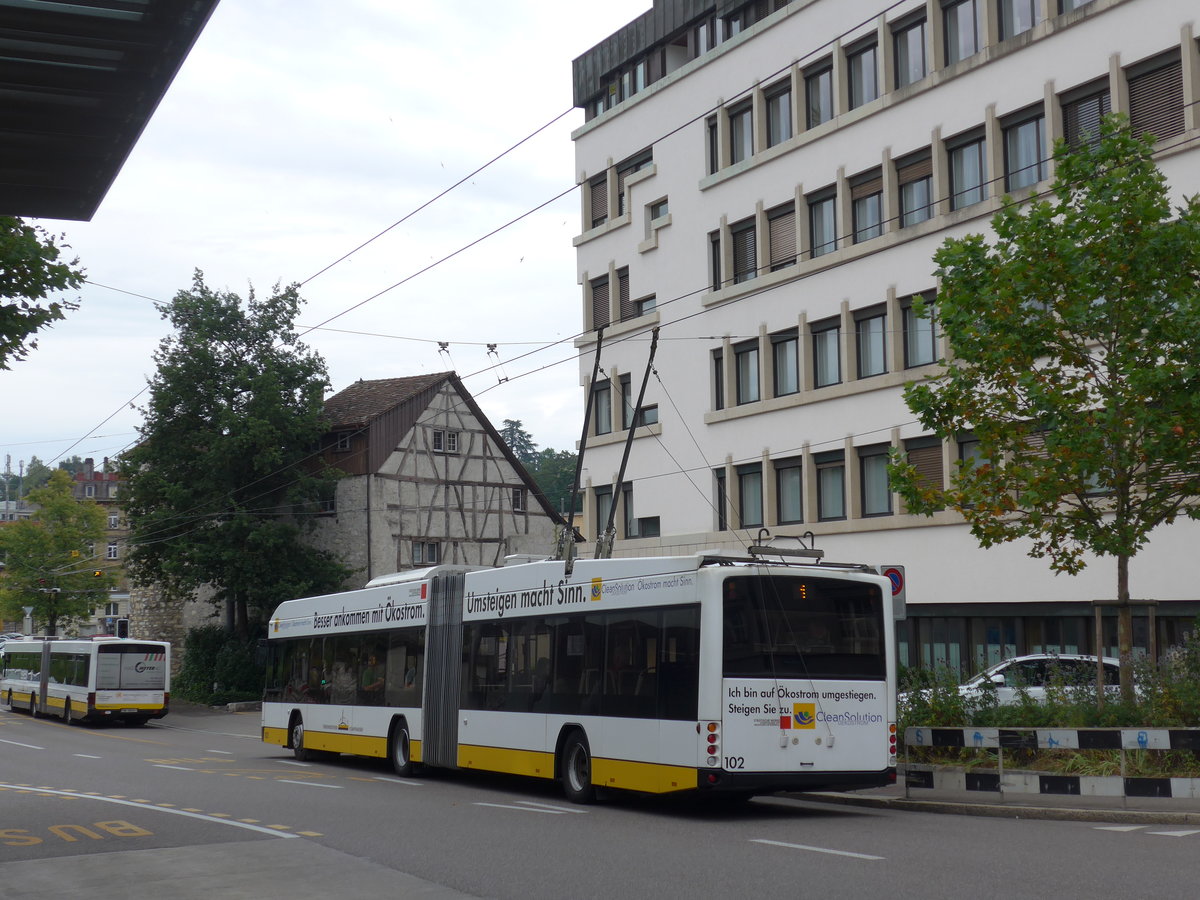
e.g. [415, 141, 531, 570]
[906, 436, 944, 492]
[334, 431, 352, 452]
[85, 484, 95, 498]
[432, 430, 459, 453]
[593, 381, 612, 436]
[893, 17, 926, 88]
[728, 101, 753, 165]
[808, 190, 837, 258]
[851, 171, 883, 243]
[108, 514, 119, 529]
[635, 295, 657, 317]
[999, 0, 1037, 39]
[413, 541, 439, 566]
[105, 601, 120, 617]
[856, 309, 887, 378]
[772, 329, 799, 397]
[903, 294, 937, 367]
[897, 153, 933, 227]
[706, 115, 719, 174]
[949, 133, 988, 209]
[512, 487, 525, 512]
[737, 464, 763, 528]
[619, 374, 635, 429]
[709, 230, 723, 291]
[1062, 83, 1110, 150]
[731, 217, 757, 283]
[847, 42, 878, 109]
[616, 267, 634, 320]
[859, 446, 893, 516]
[1004, 111, 1045, 191]
[1127, 52, 1184, 143]
[734, 340, 760, 405]
[637, 516, 661, 538]
[812, 320, 841, 388]
[944, 0, 982, 64]
[775, 458, 803, 524]
[1058, 0, 1094, 10]
[715, 470, 728, 531]
[767, 203, 796, 270]
[107, 542, 119, 560]
[713, 349, 725, 410]
[616, 149, 652, 217]
[815, 452, 846, 520]
[590, 275, 610, 329]
[589, 173, 607, 228]
[766, 80, 792, 147]
[622, 485, 637, 537]
[804, 62, 833, 128]
[594, 485, 613, 535]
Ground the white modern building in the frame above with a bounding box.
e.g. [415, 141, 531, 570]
[569, 0, 1200, 672]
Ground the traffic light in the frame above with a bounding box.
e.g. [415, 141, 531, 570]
[92, 570, 104, 577]
[115, 618, 129, 638]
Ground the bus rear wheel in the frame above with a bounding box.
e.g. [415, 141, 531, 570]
[291, 715, 311, 761]
[389, 721, 413, 777]
[561, 730, 595, 805]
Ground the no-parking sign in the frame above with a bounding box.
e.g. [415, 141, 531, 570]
[880, 565, 906, 619]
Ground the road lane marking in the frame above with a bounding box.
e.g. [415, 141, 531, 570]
[74, 754, 102, 759]
[0, 738, 45, 750]
[277, 760, 312, 767]
[751, 839, 885, 860]
[153, 765, 195, 771]
[473, 802, 569, 814]
[205, 749, 233, 754]
[1147, 830, 1200, 837]
[277, 779, 342, 789]
[517, 800, 588, 814]
[0, 782, 301, 838]
[1095, 826, 1147, 832]
[376, 777, 423, 787]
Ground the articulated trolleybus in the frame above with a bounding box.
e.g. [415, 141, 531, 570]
[2, 637, 170, 725]
[262, 549, 897, 802]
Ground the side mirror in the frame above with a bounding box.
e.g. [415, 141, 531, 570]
[989, 673, 1006, 686]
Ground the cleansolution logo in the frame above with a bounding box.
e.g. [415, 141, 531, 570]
[590, 578, 603, 600]
[793, 703, 816, 728]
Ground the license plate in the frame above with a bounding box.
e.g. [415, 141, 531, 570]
[120, 708, 139, 714]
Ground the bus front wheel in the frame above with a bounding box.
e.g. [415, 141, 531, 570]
[389, 721, 413, 777]
[561, 730, 595, 805]
[291, 715, 311, 762]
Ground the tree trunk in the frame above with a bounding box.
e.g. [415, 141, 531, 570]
[1117, 553, 1135, 703]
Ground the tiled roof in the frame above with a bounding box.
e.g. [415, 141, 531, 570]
[322, 373, 452, 428]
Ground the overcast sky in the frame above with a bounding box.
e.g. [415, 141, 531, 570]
[3, 0, 651, 479]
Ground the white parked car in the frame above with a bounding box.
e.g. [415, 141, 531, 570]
[902, 653, 1122, 706]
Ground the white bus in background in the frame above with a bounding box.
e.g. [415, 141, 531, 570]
[1, 637, 170, 725]
[262, 550, 898, 803]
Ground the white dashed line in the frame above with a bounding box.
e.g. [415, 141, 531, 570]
[0, 738, 44, 750]
[751, 839, 885, 860]
[375, 776, 423, 786]
[277, 779, 342, 789]
[473, 802, 569, 814]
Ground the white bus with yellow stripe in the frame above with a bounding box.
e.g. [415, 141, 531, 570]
[1, 637, 170, 725]
[262, 550, 897, 802]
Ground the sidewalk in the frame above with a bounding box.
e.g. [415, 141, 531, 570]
[804, 779, 1200, 825]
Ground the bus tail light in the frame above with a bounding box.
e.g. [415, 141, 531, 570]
[888, 722, 898, 764]
[701, 721, 720, 767]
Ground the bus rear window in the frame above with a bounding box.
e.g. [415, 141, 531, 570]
[96, 645, 168, 690]
[722, 575, 884, 679]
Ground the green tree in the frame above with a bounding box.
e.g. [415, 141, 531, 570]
[22, 456, 53, 495]
[527, 447, 580, 515]
[119, 271, 349, 638]
[0, 470, 114, 635]
[500, 419, 539, 465]
[889, 118, 1200, 702]
[0, 216, 85, 369]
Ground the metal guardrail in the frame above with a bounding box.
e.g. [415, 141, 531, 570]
[903, 726, 1200, 803]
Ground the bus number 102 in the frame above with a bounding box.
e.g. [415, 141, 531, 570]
[724, 756, 745, 770]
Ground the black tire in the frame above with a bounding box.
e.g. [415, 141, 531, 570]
[291, 715, 311, 761]
[389, 721, 413, 776]
[560, 730, 596, 804]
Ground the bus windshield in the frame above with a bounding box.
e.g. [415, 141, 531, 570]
[721, 574, 884, 679]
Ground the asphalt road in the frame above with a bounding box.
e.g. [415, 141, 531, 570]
[2, 702, 1199, 898]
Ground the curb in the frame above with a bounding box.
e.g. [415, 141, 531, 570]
[223, 701, 262, 713]
[802, 790, 1200, 825]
